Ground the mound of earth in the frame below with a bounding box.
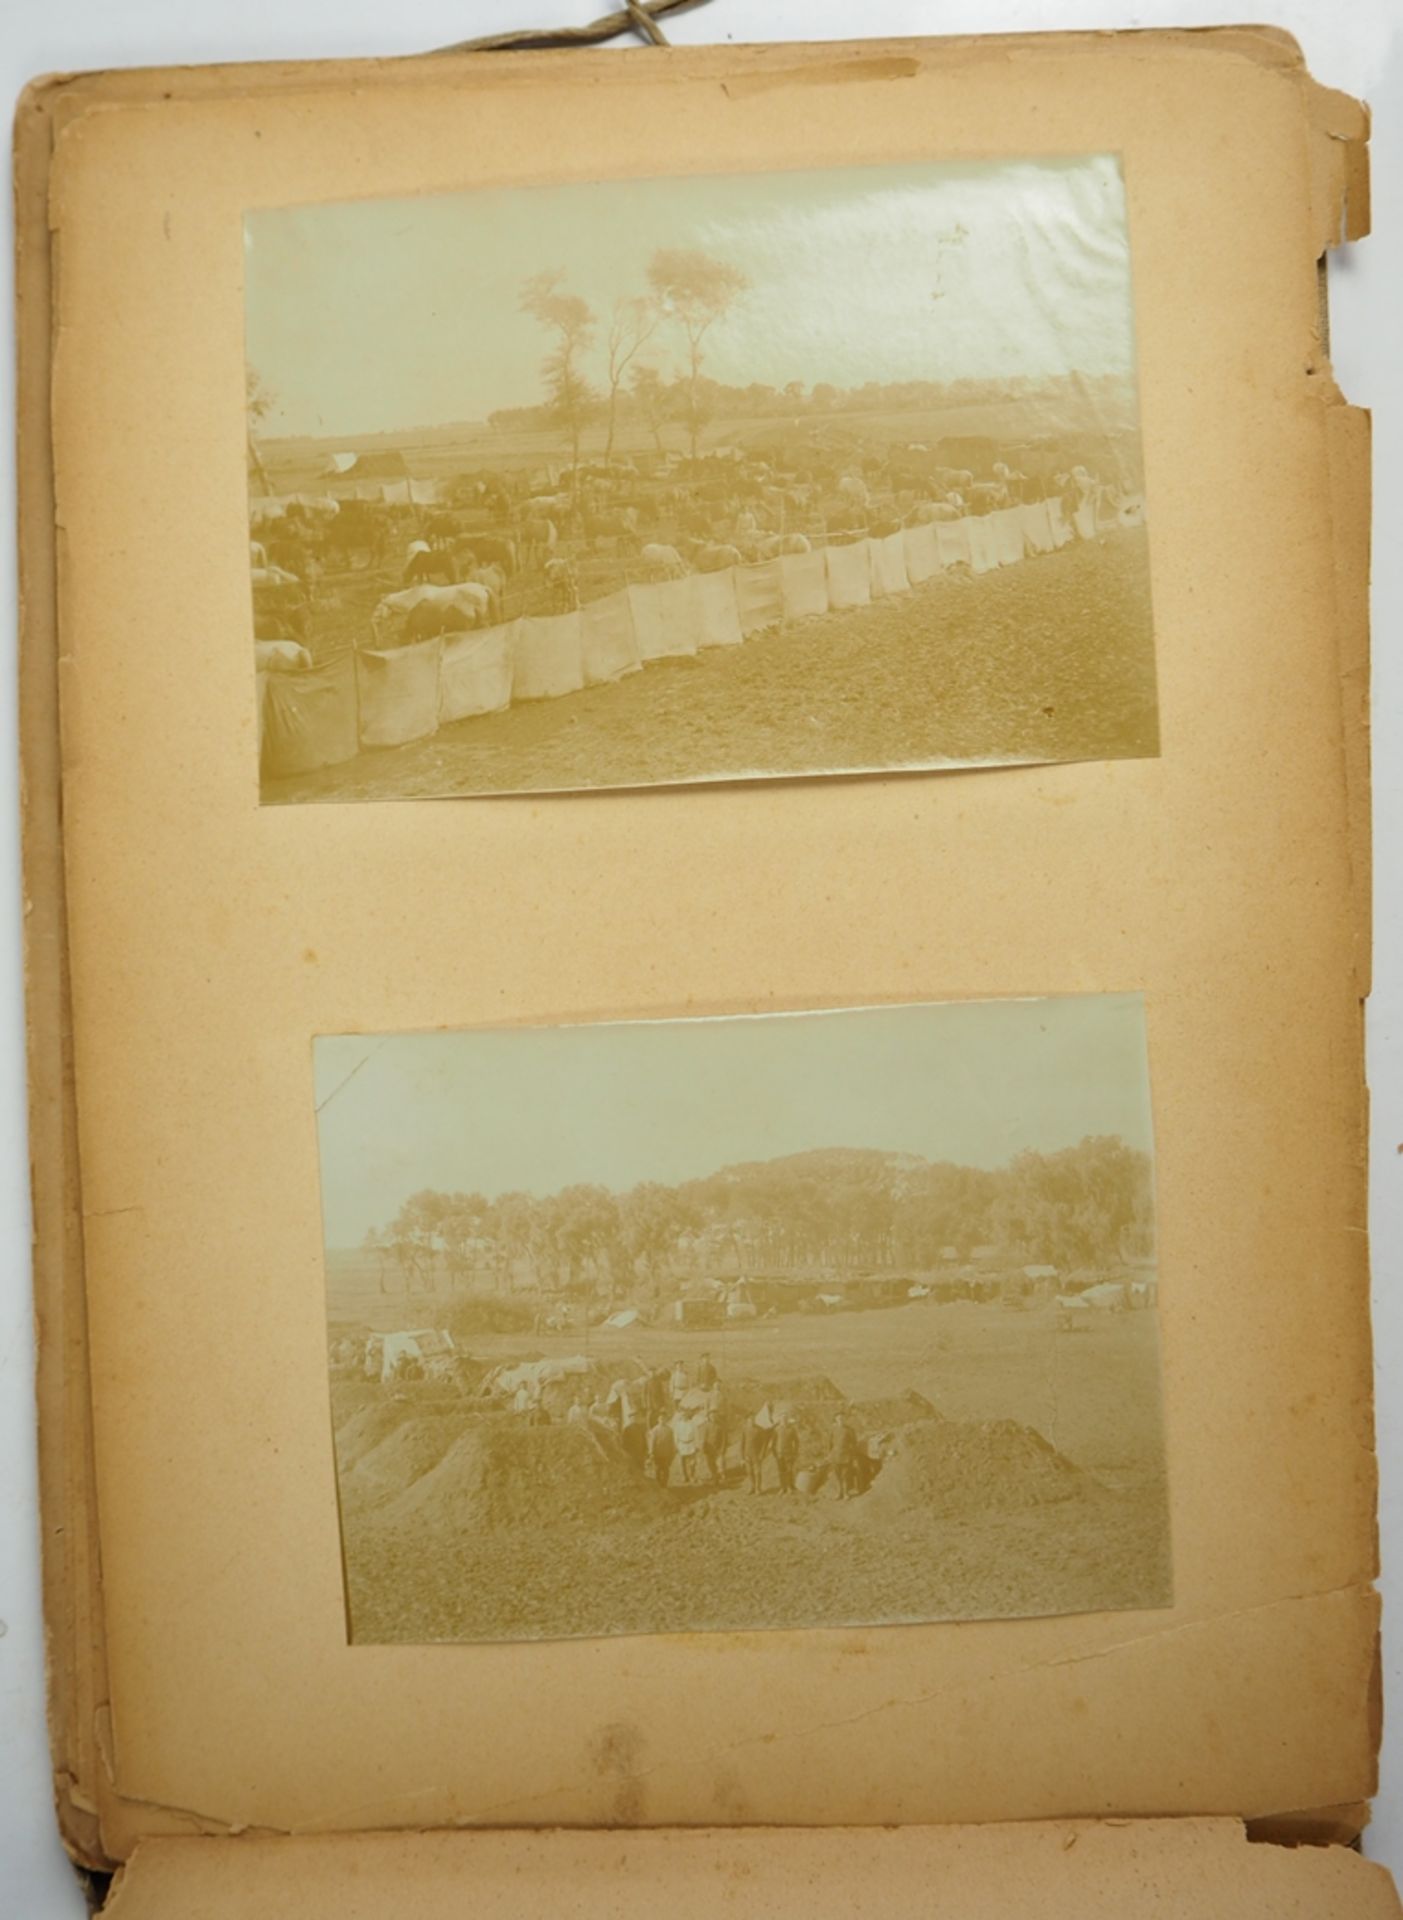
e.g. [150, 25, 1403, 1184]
[384, 1421, 666, 1532]
[330, 1379, 382, 1426]
[334, 1400, 416, 1473]
[865, 1415, 1086, 1517]
[341, 1413, 470, 1507]
[847, 1390, 937, 1429]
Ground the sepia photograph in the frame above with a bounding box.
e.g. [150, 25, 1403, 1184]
[314, 995, 1170, 1644]
[248, 158, 1156, 800]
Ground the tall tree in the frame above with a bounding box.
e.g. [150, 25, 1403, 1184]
[618, 1182, 698, 1290]
[485, 1191, 541, 1293]
[519, 271, 599, 492]
[629, 364, 674, 455]
[544, 1185, 620, 1296]
[387, 1191, 443, 1291]
[362, 1226, 394, 1293]
[645, 249, 750, 461]
[602, 295, 659, 467]
[438, 1191, 489, 1285]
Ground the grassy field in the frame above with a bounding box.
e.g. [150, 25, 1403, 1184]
[330, 1294, 1170, 1643]
[265, 526, 1156, 802]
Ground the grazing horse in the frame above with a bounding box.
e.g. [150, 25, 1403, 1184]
[403, 598, 477, 643]
[404, 545, 458, 587]
[742, 1415, 775, 1494]
[377, 581, 491, 644]
[521, 516, 557, 571]
[424, 510, 462, 548]
[468, 533, 518, 577]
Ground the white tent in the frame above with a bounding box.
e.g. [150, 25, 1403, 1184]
[375, 1328, 455, 1381]
[491, 1355, 590, 1395]
[1077, 1282, 1128, 1310]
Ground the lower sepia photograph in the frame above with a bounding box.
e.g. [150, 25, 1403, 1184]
[314, 993, 1170, 1644]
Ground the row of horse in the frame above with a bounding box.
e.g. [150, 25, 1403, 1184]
[251, 452, 1112, 645]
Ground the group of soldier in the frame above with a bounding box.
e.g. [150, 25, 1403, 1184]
[530, 1352, 877, 1500]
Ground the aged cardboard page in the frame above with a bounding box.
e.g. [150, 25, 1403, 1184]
[101, 1823, 1403, 1920]
[31, 29, 1373, 1860]
[17, 68, 112, 1874]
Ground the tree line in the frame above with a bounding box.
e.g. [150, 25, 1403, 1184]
[360, 1136, 1154, 1296]
[488, 370, 1127, 445]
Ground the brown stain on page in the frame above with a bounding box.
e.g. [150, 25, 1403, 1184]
[588, 1721, 646, 1826]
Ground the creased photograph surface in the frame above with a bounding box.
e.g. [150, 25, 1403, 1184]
[247, 158, 1156, 799]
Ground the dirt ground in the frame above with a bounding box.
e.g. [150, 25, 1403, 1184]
[334, 1299, 1171, 1643]
[265, 529, 1156, 802]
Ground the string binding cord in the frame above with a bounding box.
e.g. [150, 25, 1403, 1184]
[435, 0, 712, 55]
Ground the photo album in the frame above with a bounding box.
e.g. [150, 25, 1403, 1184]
[17, 20, 1392, 1917]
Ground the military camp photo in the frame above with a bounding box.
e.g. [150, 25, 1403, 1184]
[314, 995, 1170, 1644]
[246, 157, 1156, 800]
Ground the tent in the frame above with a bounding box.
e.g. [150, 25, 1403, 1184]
[323, 448, 410, 480]
[491, 1355, 591, 1395]
[374, 1328, 456, 1382]
[1077, 1281, 1129, 1310]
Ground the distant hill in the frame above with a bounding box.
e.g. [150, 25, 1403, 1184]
[710, 1146, 928, 1184]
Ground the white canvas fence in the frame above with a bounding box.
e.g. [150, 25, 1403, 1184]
[261, 505, 1137, 777]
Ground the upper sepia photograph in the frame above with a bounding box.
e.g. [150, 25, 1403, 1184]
[245, 158, 1156, 801]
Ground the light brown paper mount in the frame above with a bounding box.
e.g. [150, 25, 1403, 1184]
[15, 22, 1386, 1915]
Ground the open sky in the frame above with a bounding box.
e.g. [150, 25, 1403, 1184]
[313, 994, 1154, 1247]
[245, 155, 1137, 440]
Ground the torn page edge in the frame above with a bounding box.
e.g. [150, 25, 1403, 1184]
[1304, 75, 1371, 254]
[1324, 405, 1372, 1004]
[21, 25, 1377, 157]
[96, 1820, 1403, 1920]
[14, 75, 114, 1876]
